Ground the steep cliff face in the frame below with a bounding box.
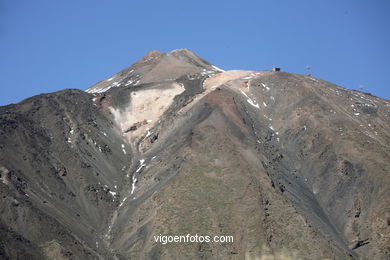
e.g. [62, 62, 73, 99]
[0, 49, 389, 259]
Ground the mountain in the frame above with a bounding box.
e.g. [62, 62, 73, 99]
[0, 49, 389, 260]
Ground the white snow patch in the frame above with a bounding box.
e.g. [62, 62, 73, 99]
[125, 80, 134, 86]
[354, 113, 360, 116]
[211, 65, 225, 72]
[303, 125, 307, 131]
[240, 90, 259, 108]
[247, 99, 260, 108]
[201, 69, 217, 76]
[119, 197, 128, 207]
[121, 144, 126, 155]
[136, 159, 146, 173]
[261, 83, 270, 91]
[107, 77, 114, 82]
[151, 156, 156, 160]
[130, 175, 137, 194]
[240, 90, 249, 98]
[147, 119, 153, 123]
[89, 85, 114, 94]
[109, 191, 117, 196]
[103, 132, 107, 136]
[145, 130, 151, 138]
[243, 75, 254, 80]
[269, 125, 275, 131]
[263, 102, 267, 107]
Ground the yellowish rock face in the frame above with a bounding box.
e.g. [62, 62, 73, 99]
[109, 82, 185, 143]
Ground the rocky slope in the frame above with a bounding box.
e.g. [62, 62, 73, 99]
[0, 49, 389, 259]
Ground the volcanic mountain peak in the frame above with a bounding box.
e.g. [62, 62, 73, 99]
[1, 49, 390, 259]
[144, 50, 163, 57]
[86, 49, 223, 94]
[169, 48, 193, 54]
[136, 50, 164, 63]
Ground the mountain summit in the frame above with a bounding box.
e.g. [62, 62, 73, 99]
[86, 48, 223, 94]
[0, 49, 389, 259]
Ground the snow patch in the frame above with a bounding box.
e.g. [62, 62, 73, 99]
[211, 65, 225, 72]
[130, 175, 137, 194]
[136, 159, 146, 173]
[247, 99, 260, 108]
[240, 90, 259, 108]
[125, 80, 134, 86]
[240, 90, 249, 98]
[261, 83, 270, 91]
[119, 197, 127, 207]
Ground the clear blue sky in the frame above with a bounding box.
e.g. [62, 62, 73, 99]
[0, 0, 389, 105]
